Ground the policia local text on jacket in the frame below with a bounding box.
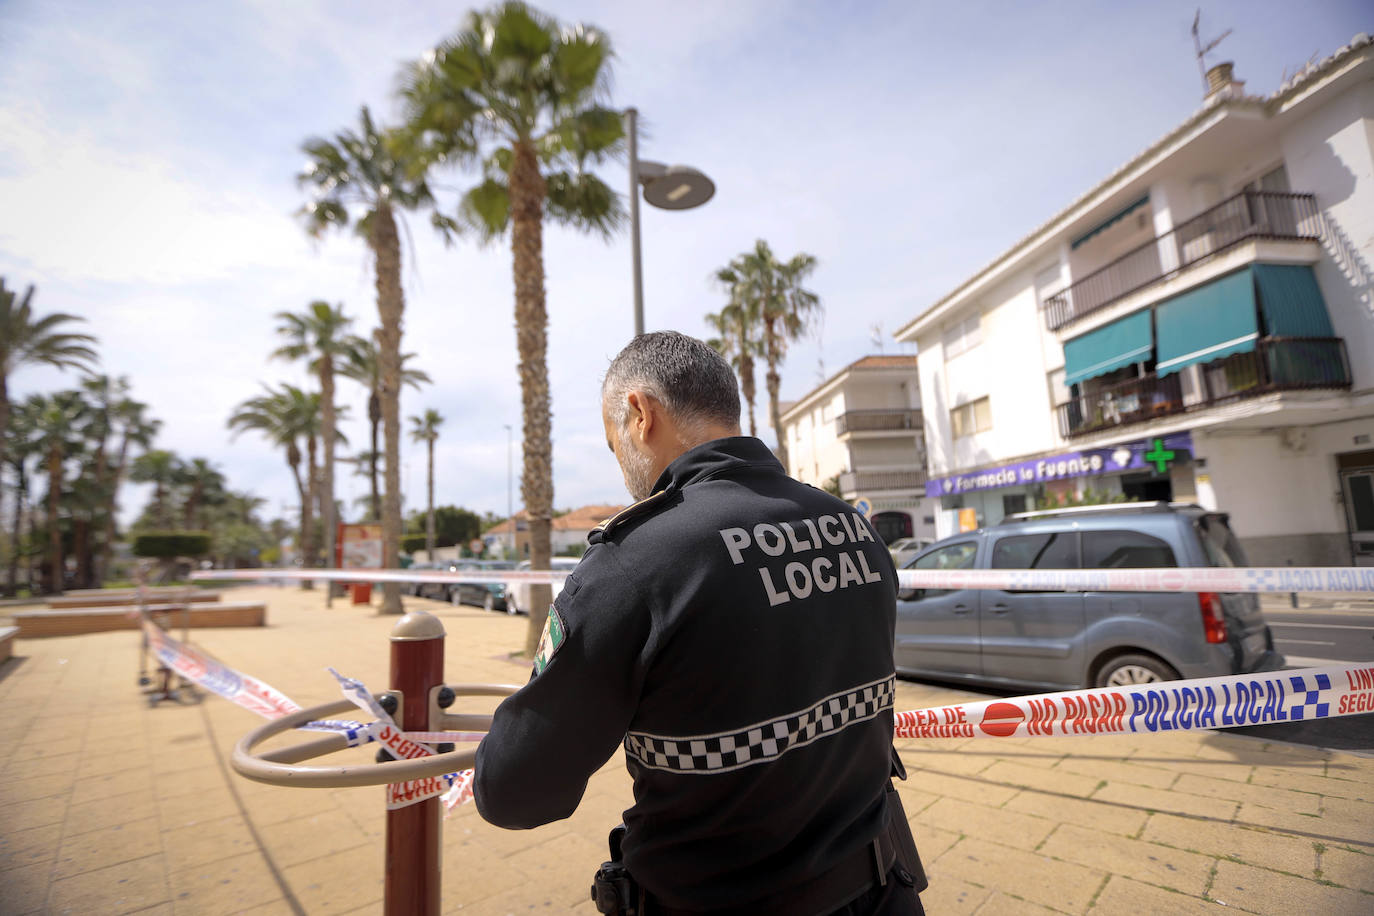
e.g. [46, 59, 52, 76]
[475, 437, 926, 912]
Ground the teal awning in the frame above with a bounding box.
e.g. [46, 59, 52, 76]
[1155, 269, 1259, 377]
[1064, 309, 1154, 387]
[1253, 264, 1335, 337]
[1070, 195, 1151, 250]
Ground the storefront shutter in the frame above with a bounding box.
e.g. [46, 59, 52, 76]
[1063, 309, 1153, 387]
[1154, 268, 1259, 377]
[1252, 263, 1335, 337]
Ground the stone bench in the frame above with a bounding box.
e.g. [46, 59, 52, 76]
[47, 589, 222, 609]
[13, 602, 266, 638]
[0, 626, 16, 663]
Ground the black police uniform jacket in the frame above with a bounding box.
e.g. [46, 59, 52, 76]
[475, 437, 899, 910]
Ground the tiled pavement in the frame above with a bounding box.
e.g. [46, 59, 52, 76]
[1, 585, 1371, 915]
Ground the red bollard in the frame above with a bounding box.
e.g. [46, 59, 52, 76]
[385, 611, 446, 916]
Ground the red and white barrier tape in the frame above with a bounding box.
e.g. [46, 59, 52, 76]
[895, 663, 1374, 739]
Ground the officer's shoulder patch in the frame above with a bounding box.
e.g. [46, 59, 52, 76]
[532, 604, 567, 677]
[590, 488, 674, 541]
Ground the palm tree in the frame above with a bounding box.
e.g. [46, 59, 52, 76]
[272, 301, 355, 582]
[129, 449, 183, 529]
[401, 1, 625, 652]
[0, 279, 98, 464]
[179, 457, 227, 530]
[228, 385, 324, 576]
[299, 107, 445, 614]
[714, 241, 821, 472]
[3, 399, 39, 596]
[29, 391, 87, 594]
[408, 409, 444, 554]
[338, 334, 430, 523]
[99, 396, 159, 585]
[705, 296, 762, 437]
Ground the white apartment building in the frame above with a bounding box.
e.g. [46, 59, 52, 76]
[777, 355, 937, 544]
[896, 37, 1374, 566]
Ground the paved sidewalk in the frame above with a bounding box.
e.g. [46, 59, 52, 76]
[1, 585, 1371, 915]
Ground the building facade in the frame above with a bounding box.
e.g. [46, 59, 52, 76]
[776, 355, 937, 544]
[896, 39, 1374, 565]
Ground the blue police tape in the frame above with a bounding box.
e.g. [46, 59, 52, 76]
[894, 663, 1374, 739]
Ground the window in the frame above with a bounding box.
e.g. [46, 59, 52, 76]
[950, 397, 992, 439]
[943, 312, 982, 358]
[991, 532, 1079, 570]
[1002, 494, 1028, 517]
[901, 540, 978, 600]
[1082, 530, 1177, 569]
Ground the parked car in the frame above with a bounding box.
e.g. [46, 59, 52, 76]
[895, 502, 1284, 690]
[888, 537, 933, 567]
[449, 560, 516, 612]
[406, 562, 437, 596]
[505, 556, 581, 616]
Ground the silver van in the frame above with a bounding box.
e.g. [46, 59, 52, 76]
[895, 502, 1285, 690]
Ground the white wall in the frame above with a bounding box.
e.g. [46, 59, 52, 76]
[1280, 78, 1374, 391]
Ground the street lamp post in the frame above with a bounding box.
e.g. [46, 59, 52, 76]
[624, 107, 716, 337]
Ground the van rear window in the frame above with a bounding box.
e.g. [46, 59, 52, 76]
[1197, 514, 1248, 567]
[1083, 530, 1176, 568]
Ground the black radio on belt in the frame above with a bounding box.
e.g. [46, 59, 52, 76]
[591, 825, 639, 915]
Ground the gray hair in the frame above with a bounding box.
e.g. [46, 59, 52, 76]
[602, 331, 741, 435]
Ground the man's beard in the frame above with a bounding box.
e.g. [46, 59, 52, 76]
[619, 439, 657, 502]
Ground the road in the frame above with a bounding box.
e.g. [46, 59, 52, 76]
[1264, 609, 1374, 665]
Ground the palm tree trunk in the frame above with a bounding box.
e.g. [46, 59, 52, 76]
[741, 351, 758, 437]
[372, 200, 405, 615]
[6, 462, 23, 596]
[766, 364, 786, 473]
[510, 140, 554, 656]
[368, 393, 381, 522]
[47, 445, 62, 595]
[425, 437, 435, 554]
[97, 434, 131, 586]
[321, 358, 337, 586]
[303, 434, 318, 589]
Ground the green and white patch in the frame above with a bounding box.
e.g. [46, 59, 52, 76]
[532, 605, 567, 676]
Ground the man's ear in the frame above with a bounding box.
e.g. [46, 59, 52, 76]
[625, 390, 655, 444]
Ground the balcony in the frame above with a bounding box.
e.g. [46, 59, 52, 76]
[1053, 337, 1351, 438]
[1045, 191, 1320, 330]
[836, 408, 921, 434]
[839, 470, 927, 494]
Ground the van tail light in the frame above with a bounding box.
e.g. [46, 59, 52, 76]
[1198, 592, 1228, 644]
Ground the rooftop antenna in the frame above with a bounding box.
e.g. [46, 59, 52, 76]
[1191, 9, 1233, 95]
[870, 323, 885, 353]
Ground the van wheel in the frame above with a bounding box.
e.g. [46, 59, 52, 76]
[1096, 654, 1178, 688]
[450, 588, 463, 607]
[506, 594, 519, 616]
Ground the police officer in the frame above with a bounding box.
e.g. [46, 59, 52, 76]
[475, 332, 925, 914]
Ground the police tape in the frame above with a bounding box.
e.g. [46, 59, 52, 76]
[895, 565, 1374, 594]
[142, 615, 302, 720]
[894, 663, 1374, 740]
[190, 568, 570, 585]
[191, 564, 1374, 594]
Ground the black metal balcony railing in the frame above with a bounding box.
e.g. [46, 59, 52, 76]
[835, 408, 921, 434]
[1045, 191, 1321, 330]
[839, 470, 927, 493]
[1053, 337, 1351, 438]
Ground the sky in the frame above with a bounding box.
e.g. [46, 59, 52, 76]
[2, 0, 1370, 528]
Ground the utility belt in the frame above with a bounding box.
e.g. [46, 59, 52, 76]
[591, 752, 926, 916]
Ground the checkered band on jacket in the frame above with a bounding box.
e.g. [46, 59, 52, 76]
[624, 675, 896, 774]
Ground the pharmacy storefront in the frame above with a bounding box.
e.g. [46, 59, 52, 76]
[927, 432, 1194, 533]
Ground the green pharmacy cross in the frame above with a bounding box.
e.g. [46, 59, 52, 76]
[1143, 438, 1177, 474]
